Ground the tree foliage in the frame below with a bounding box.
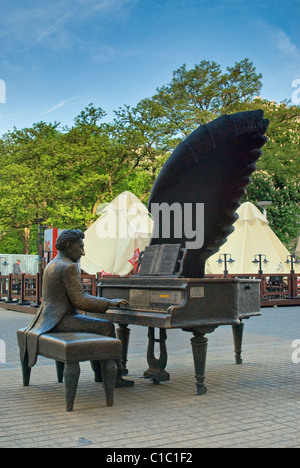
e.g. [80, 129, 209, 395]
[246, 171, 299, 250]
[0, 60, 298, 254]
[153, 58, 263, 136]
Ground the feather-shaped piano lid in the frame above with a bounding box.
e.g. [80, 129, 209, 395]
[148, 109, 270, 278]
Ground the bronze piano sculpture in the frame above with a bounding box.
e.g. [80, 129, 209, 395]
[94, 110, 270, 395]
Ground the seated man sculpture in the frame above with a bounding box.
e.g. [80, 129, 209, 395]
[18, 229, 134, 387]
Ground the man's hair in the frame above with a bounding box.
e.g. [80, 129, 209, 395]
[55, 229, 85, 251]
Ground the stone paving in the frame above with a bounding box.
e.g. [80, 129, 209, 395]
[0, 306, 299, 448]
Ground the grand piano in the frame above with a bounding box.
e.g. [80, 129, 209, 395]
[96, 244, 260, 394]
[94, 110, 269, 395]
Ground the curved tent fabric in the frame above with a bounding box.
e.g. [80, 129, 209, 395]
[80, 192, 153, 276]
[205, 202, 299, 275]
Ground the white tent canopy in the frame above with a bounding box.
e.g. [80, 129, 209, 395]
[80, 191, 153, 276]
[205, 202, 299, 275]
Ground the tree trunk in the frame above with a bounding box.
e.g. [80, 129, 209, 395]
[19, 226, 31, 254]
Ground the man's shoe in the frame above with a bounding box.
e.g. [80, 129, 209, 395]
[115, 376, 135, 387]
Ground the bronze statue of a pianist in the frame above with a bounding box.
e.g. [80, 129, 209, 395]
[18, 229, 134, 387]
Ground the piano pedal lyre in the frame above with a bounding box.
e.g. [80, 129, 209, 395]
[143, 327, 170, 384]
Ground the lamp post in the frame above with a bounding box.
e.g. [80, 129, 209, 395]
[285, 254, 299, 274]
[34, 217, 48, 302]
[216, 253, 235, 278]
[34, 218, 44, 259]
[34, 217, 47, 275]
[257, 201, 272, 220]
[0, 257, 9, 274]
[285, 254, 299, 297]
[252, 254, 269, 275]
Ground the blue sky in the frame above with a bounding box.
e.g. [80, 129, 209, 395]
[0, 0, 299, 136]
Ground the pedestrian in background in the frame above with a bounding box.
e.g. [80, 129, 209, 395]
[13, 259, 24, 275]
[12, 259, 24, 293]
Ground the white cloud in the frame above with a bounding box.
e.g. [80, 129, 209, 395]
[255, 21, 300, 63]
[45, 95, 79, 114]
[273, 29, 300, 62]
[82, 44, 140, 63]
[34, 0, 138, 45]
[0, 0, 139, 53]
[34, 7, 79, 44]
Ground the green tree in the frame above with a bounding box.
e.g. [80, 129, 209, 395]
[245, 171, 300, 251]
[0, 60, 298, 254]
[0, 104, 155, 252]
[237, 98, 300, 251]
[111, 97, 173, 200]
[153, 58, 263, 136]
[64, 103, 151, 216]
[151, 61, 299, 249]
[0, 122, 61, 253]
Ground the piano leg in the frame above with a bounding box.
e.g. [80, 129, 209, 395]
[185, 326, 216, 395]
[144, 328, 170, 384]
[191, 330, 208, 395]
[232, 321, 244, 364]
[116, 324, 130, 375]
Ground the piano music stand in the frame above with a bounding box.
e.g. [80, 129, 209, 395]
[135, 244, 187, 277]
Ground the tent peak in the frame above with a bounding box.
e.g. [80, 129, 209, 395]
[101, 191, 148, 215]
[237, 202, 268, 225]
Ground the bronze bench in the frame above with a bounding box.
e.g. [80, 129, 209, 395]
[17, 330, 122, 412]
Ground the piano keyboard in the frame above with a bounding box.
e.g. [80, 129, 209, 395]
[111, 305, 169, 314]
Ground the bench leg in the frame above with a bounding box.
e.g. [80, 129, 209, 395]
[100, 359, 117, 407]
[20, 352, 31, 387]
[56, 361, 65, 383]
[64, 362, 80, 412]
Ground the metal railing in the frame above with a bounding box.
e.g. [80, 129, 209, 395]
[0, 271, 299, 310]
[0, 273, 42, 306]
[0, 272, 97, 307]
[205, 272, 300, 305]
